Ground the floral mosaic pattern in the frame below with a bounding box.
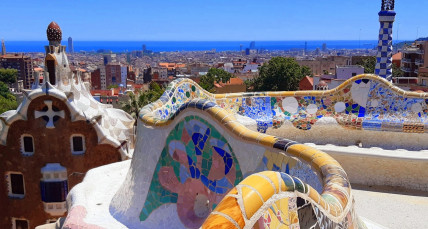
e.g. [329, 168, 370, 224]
[213, 76, 428, 133]
[140, 116, 243, 228]
[153, 80, 214, 120]
[143, 76, 428, 134]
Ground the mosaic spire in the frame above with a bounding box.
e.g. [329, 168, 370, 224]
[375, 0, 396, 81]
[381, 0, 395, 11]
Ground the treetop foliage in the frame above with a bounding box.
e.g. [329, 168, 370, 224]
[0, 68, 18, 85]
[247, 57, 312, 91]
[199, 68, 233, 92]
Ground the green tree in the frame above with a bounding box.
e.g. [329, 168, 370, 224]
[392, 63, 404, 78]
[120, 81, 165, 122]
[248, 57, 312, 91]
[120, 91, 141, 121]
[356, 56, 376, 74]
[199, 68, 233, 92]
[0, 81, 18, 114]
[0, 68, 18, 85]
[146, 81, 165, 101]
[107, 84, 119, 89]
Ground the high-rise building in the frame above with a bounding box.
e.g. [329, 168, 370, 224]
[105, 63, 122, 87]
[103, 53, 116, 65]
[304, 41, 308, 55]
[249, 41, 255, 49]
[322, 43, 327, 52]
[121, 65, 128, 86]
[401, 41, 428, 82]
[91, 68, 102, 89]
[100, 65, 106, 89]
[126, 52, 131, 64]
[0, 54, 33, 89]
[1, 39, 5, 56]
[143, 67, 152, 83]
[142, 44, 147, 53]
[375, 0, 396, 81]
[68, 37, 74, 53]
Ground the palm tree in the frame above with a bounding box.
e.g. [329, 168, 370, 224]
[120, 91, 143, 122]
[120, 82, 165, 123]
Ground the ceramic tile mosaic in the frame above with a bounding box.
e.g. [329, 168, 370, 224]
[152, 80, 214, 120]
[143, 75, 428, 134]
[375, 8, 396, 81]
[140, 116, 243, 228]
[255, 150, 323, 193]
[116, 77, 376, 228]
[213, 75, 428, 133]
[203, 171, 361, 229]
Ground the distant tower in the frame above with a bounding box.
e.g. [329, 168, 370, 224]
[322, 43, 327, 52]
[1, 39, 5, 55]
[68, 37, 74, 53]
[142, 44, 146, 53]
[249, 41, 255, 49]
[304, 41, 307, 55]
[375, 0, 396, 81]
[126, 52, 131, 64]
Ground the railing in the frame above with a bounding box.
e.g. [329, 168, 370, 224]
[401, 67, 412, 72]
[416, 59, 424, 65]
[403, 48, 420, 54]
[402, 58, 412, 63]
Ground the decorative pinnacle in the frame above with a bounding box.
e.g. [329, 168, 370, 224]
[381, 0, 395, 11]
[47, 21, 62, 42]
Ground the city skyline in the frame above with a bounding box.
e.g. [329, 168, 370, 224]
[1, 0, 427, 41]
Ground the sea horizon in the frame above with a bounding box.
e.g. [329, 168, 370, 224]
[2, 40, 406, 53]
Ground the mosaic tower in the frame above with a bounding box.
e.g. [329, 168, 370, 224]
[375, 0, 396, 81]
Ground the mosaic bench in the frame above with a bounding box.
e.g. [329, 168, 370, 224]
[103, 78, 369, 228]
[61, 75, 415, 228]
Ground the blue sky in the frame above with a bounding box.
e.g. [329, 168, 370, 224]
[1, 0, 427, 41]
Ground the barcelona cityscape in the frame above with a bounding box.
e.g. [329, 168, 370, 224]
[1, 0, 428, 228]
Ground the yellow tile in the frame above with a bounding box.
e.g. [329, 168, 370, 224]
[206, 106, 222, 117]
[259, 171, 281, 194]
[289, 210, 299, 225]
[241, 186, 265, 218]
[293, 91, 309, 96]
[241, 175, 275, 202]
[241, 130, 262, 142]
[203, 196, 245, 229]
[258, 135, 277, 147]
[307, 186, 321, 204]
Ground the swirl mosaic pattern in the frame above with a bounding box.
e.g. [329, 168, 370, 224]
[140, 116, 243, 227]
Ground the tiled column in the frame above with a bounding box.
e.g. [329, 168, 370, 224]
[375, 10, 396, 81]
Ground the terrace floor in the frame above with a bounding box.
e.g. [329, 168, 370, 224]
[353, 184, 428, 229]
